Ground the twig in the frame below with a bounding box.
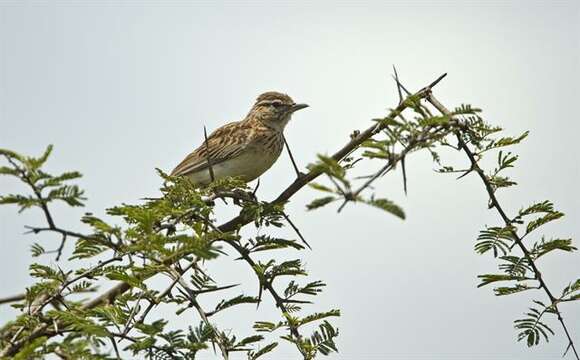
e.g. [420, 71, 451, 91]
[132, 260, 199, 330]
[109, 332, 176, 358]
[0, 293, 25, 306]
[54, 233, 67, 261]
[168, 266, 230, 360]
[110, 336, 121, 359]
[226, 240, 305, 355]
[121, 291, 144, 336]
[337, 127, 447, 212]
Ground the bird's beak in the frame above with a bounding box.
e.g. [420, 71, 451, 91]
[290, 103, 309, 113]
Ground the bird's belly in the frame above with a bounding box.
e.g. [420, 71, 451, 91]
[186, 149, 280, 185]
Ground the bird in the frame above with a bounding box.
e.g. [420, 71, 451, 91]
[171, 92, 308, 185]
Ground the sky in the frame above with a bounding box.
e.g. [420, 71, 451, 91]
[0, 1, 579, 359]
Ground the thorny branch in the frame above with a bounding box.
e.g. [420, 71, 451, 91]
[426, 94, 579, 360]
[0, 73, 448, 358]
[4, 72, 574, 359]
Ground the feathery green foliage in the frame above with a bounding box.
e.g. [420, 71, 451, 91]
[1, 76, 577, 359]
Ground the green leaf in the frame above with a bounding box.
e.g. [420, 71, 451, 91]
[0, 166, 20, 177]
[526, 212, 564, 234]
[135, 319, 167, 336]
[306, 196, 336, 211]
[307, 155, 346, 181]
[69, 238, 107, 260]
[46, 185, 85, 207]
[308, 183, 335, 193]
[494, 284, 534, 296]
[488, 175, 517, 189]
[13, 336, 47, 360]
[306, 320, 340, 356]
[29, 263, 64, 281]
[53, 310, 110, 337]
[297, 309, 341, 327]
[0, 194, 40, 212]
[125, 336, 156, 354]
[249, 235, 305, 252]
[0, 148, 26, 162]
[31, 144, 54, 170]
[561, 279, 580, 301]
[213, 295, 259, 314]
[285, 280, 325, 299]
[249, 342, 278, 359]
[39, 171, 82, 189]
[364, 198, 405, 219]
[419, 115, 451, 126]
[234, 334, 263, 348]
[518, 200, 554, 217]
[106, 270, 145, 289]
[477, 274, 528, 288]
[30, 243, 45, 257]
[253, 321, 284, 333]
[514, 304, 555, 347]
[475, 226, 516, 257]
[484, 131, 529, 152]
[531, 238, 576, 259]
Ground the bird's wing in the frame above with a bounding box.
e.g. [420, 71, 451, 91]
[170, 121, 252, 177]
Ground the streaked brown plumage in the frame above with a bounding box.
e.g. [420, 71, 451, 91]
[171, 92, 308, 185]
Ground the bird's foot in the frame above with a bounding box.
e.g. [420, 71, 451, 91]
[231, 189, 257, 205]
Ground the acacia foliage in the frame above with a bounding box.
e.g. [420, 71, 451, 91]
[0, 80, 578, 359]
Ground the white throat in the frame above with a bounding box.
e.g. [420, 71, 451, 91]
[271, 113, 292, 132]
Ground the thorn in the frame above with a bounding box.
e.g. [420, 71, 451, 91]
[203, 125, 215, 183]
[283, 212, 312, 250]
[427, 73, 447, 90]
[337, 199, 348, 213]
[252, 178, 260, 197]
[392, 65, 404, 105]
[283, 135, 302, 179]
[401, 156, 408, 195]
[562, 341, 572, 357]
[456, 168, 473, 180]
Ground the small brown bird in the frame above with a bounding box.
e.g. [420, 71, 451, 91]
[171, 92, 308, 185]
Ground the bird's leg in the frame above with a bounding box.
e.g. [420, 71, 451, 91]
[283, 135, 305, 180]
[226, 180, 259, 206]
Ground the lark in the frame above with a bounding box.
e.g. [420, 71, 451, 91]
[171, 92, 308, 185]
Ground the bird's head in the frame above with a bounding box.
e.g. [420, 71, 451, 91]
[248, 91, 308, 131]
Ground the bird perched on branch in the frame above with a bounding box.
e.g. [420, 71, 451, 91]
[171, 92, 308, 185]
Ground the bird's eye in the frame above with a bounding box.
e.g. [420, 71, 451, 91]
[271, 101, 282, 108]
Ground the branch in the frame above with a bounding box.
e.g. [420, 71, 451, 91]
[0, 293, 25, 306]
[168, 265, 230, 360]
[427, 93, 579, 360]
[224, 239, 306, 357]
[0, 73, 446, 357]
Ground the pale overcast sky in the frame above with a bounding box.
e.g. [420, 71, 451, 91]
[1, 1, 579, 359]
